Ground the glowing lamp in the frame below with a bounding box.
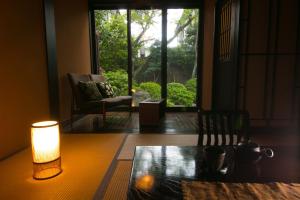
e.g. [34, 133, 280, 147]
[31, 121, 62, 179]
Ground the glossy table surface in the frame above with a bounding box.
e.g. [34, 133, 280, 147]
[127, 146, 300, 200]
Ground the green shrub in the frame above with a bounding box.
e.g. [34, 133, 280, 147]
[185, 78, 197, 93]
[166, 99, 175, 107]
[167, 82, 195, 106]
[103, 70, 128, 96]
[139, 82, 161, 100]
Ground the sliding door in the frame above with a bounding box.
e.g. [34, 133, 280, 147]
[131, 10, 162, 106]
[92, 6, 201, 111]
[167, 9, 199, 108]
[94, 10, 129, 97]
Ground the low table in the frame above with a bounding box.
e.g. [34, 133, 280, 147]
[127, 146, 300, 199]
[139, 99, 165, 127]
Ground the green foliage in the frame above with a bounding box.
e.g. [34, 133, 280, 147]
[95, 9, 199, 107]
[95, 11, 128, 71]
[185, 78, 197, 93]
[139, 82, 161, 100]
[167, 82, 195, 106]
[103, 70, 128, 96]
[167, 99, 175, 107]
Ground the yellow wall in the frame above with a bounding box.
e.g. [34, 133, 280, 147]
[0, 0, 50, 159]
[0, 0, 215, 160]
[55, 0, 91, 121]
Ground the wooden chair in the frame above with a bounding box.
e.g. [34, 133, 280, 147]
[198, 110, 250, 146]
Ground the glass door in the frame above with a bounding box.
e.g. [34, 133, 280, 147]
[94, 10, 129, 97]
[130, 10, 162, 106]
[167, 9, 199, 108]
[93, 8, 200, 110]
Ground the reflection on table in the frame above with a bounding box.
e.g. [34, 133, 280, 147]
[128, 146, 300, 199]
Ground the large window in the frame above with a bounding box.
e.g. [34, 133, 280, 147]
[93, 7, 200, 109]
[167, 9, 198, 107]
[95, 10, 128, 96]
[131, 10, 162, 106]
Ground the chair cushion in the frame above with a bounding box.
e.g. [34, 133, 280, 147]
[118, 96, 132, 104]
[79, 100, 102, 112]
[101, 96, 131, 107]
[90, 74, 106, 82]
[96, 82, 115, 98]
[78, 81, 103, 101]
[118, 96, 132, 101]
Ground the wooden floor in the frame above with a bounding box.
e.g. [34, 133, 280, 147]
[63, 112, 198, 134]
[63, 112, 299, 146]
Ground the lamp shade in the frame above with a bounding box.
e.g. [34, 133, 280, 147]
[31, 121, 62, 179]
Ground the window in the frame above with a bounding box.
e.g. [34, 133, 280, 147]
[91, 5, 201, 110]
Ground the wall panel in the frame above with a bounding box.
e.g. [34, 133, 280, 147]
[238, 0, 299, 129]
[277, 0, 298, 53]
[245, 56, 266, 119]
[272, 56, 294, 119]
[248, 0, 269, 53]
[55, 0, 91, 121]
[0, 0, 50, 159]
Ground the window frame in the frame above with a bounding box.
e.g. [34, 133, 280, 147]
[89, 2, 204, 111]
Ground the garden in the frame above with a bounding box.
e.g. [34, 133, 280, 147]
[95, 9, 199, 107]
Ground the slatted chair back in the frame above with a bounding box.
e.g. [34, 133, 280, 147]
[198, 110, 250, 146]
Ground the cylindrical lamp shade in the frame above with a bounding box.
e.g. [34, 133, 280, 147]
[31, 121, 62, 179]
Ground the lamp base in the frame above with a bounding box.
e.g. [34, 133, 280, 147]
[33, 157, 62, 180]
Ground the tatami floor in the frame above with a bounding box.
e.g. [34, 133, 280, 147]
[1, 130, 298, 199]
[54, 112, 300, 199]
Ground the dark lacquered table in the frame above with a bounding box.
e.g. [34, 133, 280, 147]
[127, 146, 300, 200]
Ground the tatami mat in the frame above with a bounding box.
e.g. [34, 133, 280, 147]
[118, 134, 198, 160]
[103, 161, 132, 200]
[0, 134, 126, 200]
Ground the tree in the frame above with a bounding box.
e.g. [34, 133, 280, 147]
[95, 9, 199, 107]
[169, 9, 199, 79]
[95, 10, 128, 71]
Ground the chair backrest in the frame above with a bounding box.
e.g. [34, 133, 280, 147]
[90, 74, 106, 82]
[198, 110, 250, 146]
[67, 73, 91, 108]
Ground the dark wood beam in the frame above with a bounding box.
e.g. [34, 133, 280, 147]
[127, 9, 133, 95]
[43, 0, 59, 119]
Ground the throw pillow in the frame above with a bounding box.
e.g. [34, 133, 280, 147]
[96, 82, 115, 98]
[78, 81, 103, 101]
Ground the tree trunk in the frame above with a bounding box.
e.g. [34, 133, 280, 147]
[167, 15, 195, 44]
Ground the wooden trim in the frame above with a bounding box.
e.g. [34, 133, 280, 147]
[241, 53, 300, 56]
[296, 0, 300, 131]
[292, 0, 300, 125]
[233, 0, 241, 110]
[90, 0, 202, 10]
[197, 2, 204, 109]
[212, 0, 241, 110]
[161, 9, 167, 102]
[127, 9, 132, 95]
[263, 0, 273, 124]
[212, 1, 220, 109]
[43, 0, 60, 119]
[242, 0, 251, 111]
[270, 0, 281, 121]
[89, 9, 98, 74]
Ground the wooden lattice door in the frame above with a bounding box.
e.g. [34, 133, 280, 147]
[213, 0, 240, 110]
